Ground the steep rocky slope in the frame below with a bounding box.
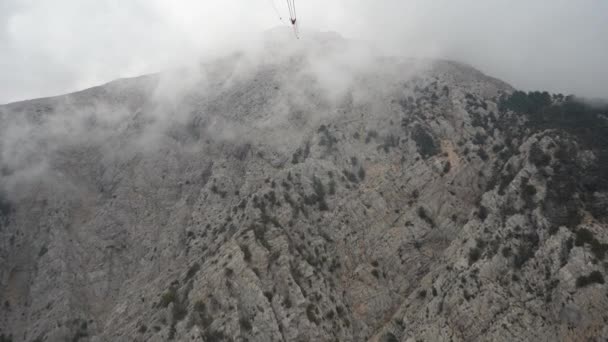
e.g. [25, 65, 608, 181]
[1, 31, 607, 342]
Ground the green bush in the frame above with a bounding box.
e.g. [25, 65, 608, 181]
[160, 288, 177, 308]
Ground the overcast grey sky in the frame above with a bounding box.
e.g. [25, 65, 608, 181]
[1, 0, 606, 104]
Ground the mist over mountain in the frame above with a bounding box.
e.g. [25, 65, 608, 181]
[1, 30, 607, 342]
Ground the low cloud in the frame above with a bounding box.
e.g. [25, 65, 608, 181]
[1, 0, 607, 104]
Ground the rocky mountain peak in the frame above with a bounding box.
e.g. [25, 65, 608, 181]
[0, 34, 607, 342]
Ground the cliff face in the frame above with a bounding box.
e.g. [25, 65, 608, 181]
[1, 32, 607, 342]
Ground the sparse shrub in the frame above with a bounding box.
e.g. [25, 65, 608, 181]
[382, 333, 399, 342]
[358, 166, 366, 180]
[306, 304, 320, 324]
[513, 232, 539, 268]
[591, 242, 608, 261]
[172, 301, 188, 322]
[380, 134, 399, 152]
[252, 224, 270, 250]
[167, 323, 177, 340]
[575, 228, 608, 260]
[336, 305, 346, 318]
[319, 129, 338, 151]
[365, 130, 378, 144]
[193, 300, 214, 328]
[468, 248, 481, 265]
[343, 170, 358, 183]
[477, 149, 489, 161]
[283, 296, 292, 308]
[0, 193, 12, 220]
[575, 228, 595, 246]
[442, 161, 451, 174]
[328, 179, 336, 195]
[478, 206, 488, 221]
[576, 271, 605, 288]
[417, 207, 435, 227]
[498, 171, 516, 195]
[412, 189, 419, 199]
[194, 300, 206, 313]
[521, 182, 537, 209]
[309, 176, 329, 211]
[292, 142, 311, 164]
[470, 111, 485, 128]
[240, 245, 252, 262]
[473, 132, 487, 145]
[312, 176, 326, 198]
[239, 316, 253, 332]
[529, 144, 551, 167]
[185, 263, 201, 280]
[204, 330, 227, 342]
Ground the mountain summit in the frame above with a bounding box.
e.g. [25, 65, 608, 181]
[1, 33, 607, 342]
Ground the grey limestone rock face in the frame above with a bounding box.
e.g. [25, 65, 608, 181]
[0, 32, 607, 341]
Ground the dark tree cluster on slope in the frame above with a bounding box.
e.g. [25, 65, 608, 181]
[500, 91, 608, 151]
[499, 91, 552, 114]
[411, 125, 439, 159]
[501, 91, 608, 223]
